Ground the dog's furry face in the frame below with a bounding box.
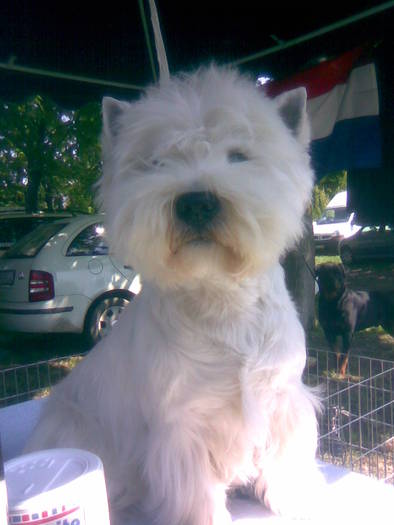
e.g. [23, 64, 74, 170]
[316, 263, 346, 301]
[99, 66, 313, 290]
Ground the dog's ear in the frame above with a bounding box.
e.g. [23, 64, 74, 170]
[274, 88, 310, 146]
[102, 97, 130, 144]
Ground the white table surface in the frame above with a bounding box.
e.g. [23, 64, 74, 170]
[1, 399, 393, 523]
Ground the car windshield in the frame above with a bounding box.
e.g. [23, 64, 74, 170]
[3, 222, 68, 258]
[316, 207, 351, 224]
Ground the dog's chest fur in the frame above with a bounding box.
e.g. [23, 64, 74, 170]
[133, 267, 305, 481]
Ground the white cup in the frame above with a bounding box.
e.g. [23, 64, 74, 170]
[5, 448, 110, 524]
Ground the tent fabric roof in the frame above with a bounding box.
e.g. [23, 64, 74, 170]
[1, 1, 393, 107]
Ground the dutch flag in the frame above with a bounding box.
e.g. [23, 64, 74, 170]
[265, 47, 382, 179]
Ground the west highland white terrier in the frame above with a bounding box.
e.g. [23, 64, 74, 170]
[27, 66, 322, 524]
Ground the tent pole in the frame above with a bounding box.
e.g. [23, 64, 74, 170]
[138, 0, 158, 82]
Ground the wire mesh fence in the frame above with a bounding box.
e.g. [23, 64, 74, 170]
[305, 348, 394, 484]
[0, 354, 84, 408]
[1, 348, 393, 484]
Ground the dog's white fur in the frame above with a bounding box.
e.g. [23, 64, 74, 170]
[27, 66, 322, 524]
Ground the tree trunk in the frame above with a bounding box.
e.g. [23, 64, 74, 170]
[44, 181, 55, 211]
[283, 211, 316, 332]
[25, 167, 42, 213]
[25, 119, 46, 213]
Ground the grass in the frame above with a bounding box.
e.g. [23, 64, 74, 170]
[308, 323, 394, 362]
[319, 447, 393, 482]
[316, 255, 341, 265]
[310, 256, 394, 362]
[0, 332, 89, 368]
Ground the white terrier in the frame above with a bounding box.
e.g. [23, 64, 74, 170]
[27, 66, 322, 524]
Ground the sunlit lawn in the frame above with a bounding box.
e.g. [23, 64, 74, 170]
[316, 255, 341, 265]
[308, 322, 394, 362]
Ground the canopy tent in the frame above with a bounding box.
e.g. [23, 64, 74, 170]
[0, 1, 393, 106]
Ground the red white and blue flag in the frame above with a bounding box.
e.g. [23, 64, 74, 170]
[265, 47, 382, 179]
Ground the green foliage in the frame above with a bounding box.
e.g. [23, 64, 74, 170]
[311, 185, 329, 220]
[0, 100, 350, 218]
[311, 171, 347, 220]
[0, 95, 102, 213]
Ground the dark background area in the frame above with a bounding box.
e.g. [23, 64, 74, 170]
[0, 1, 393, 223]
[0, 1, 393, 107]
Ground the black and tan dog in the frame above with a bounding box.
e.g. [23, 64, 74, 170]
[316, 263, 393, 376]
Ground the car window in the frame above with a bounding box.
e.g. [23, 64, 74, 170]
[0, 219, 17, 245]
[0, 216, 68, 247]
[3, 222, 68, 258]
[66, 223, 109, 256]
[316, 207, 351, 224]
[0, 218, 32, 244]
[14, 218, 43, 239]
[360, 226, 379, 234]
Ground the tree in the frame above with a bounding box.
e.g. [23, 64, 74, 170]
[311, 171, 347, 219]
[0, 96, 102, 213]
[67, 102, 102, 212]
[284, 209, 315, 332]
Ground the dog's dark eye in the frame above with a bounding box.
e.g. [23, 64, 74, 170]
[228, 150, 249, 163]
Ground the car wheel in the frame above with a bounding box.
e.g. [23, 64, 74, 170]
[340, 246, 353, 266]
[84, 292, 133, 346]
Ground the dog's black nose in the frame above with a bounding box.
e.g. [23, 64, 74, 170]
[175, 191, 220, 230]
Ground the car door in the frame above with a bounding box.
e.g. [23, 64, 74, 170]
[355, 226, 379, 259]
[58, 222, 132, 302]
[358, 225, 390, 259]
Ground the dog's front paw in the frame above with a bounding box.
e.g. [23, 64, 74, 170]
[211, 505, 232, 525]
[209, 486, 233, 525]
[264, 468, 325, 519]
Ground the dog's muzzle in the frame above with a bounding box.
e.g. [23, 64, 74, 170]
[175, 191, 220, 231]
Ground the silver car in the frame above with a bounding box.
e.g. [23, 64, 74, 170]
[0, 214, 141, 345]
[339, 224, 394, 265]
